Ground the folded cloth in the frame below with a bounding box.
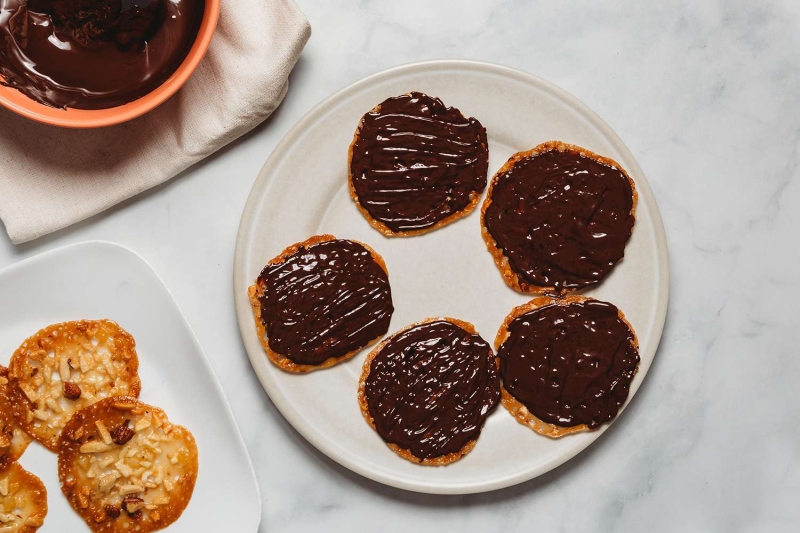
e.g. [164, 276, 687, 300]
[0, 0, 310, 244]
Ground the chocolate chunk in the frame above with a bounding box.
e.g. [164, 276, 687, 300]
[350, 92, 489, 234]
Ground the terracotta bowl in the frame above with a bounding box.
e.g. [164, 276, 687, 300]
[0, 0, 220, 129]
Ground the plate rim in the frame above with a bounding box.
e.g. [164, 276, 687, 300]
[1, 240, 263, 527]
[234, 59, 670, 494]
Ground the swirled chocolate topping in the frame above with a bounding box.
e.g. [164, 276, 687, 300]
[0, 0, 205, 110]
[258, 239, 393, 366]
[364, 320, 500, 459]
[350, 92, 489, 233]
[498, 300, 639, 429]
[484, 146, 635, 293]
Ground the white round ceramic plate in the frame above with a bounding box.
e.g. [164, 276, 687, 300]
[234, 60, 669, 494]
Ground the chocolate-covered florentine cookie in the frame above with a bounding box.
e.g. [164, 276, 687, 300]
[349, 92, 489, 236]
[496, 296, 639, 438]
[358, 318, 500, 465]
[482, 141, 637, 295]
[248, 235, 394, 373]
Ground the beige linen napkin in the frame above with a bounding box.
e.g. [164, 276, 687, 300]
[0, 0, 310, 244]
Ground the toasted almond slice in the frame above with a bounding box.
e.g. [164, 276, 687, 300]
[133, 417, 151, 433]
[112, 400, 137, 410]
[95, 420, 112, 445]
[115, 460, 133, 477]
[59, 356, 71, 382]
[20, 383, 38, 403]
[80, 441, 113, 454]
[98, 473, 117, 493]
[119, 484, 144, 496]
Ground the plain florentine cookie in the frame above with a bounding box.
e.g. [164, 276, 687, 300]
[0, 367, 31, 470]
[58, 396, 198, 533]
[0, 462, 48, 532]
[8, 320, 142, 451]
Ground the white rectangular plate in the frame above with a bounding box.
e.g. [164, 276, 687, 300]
[0, 241, 260, 532]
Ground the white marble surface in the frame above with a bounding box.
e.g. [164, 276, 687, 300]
[1, 1, 799, 531]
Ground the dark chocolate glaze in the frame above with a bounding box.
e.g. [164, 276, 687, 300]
[258, 239, 394, 366]
[364, 320, 500, 459]
[484, 148, 635, 293]
[498, 300, 639, 429]
[350, 92, 489, 233]
[0, 0, 204, 110]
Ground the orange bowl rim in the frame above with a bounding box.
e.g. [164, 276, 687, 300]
[0, 0, 220, 129]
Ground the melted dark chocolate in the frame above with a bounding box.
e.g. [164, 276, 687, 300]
[498, 300, 639, 429]
[484, 148, 635, 293]
[0, 0, 204, 110]
[258, 239, 394, 366]
[350, 92, 489, 233]
[364, 320, 500, 459]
